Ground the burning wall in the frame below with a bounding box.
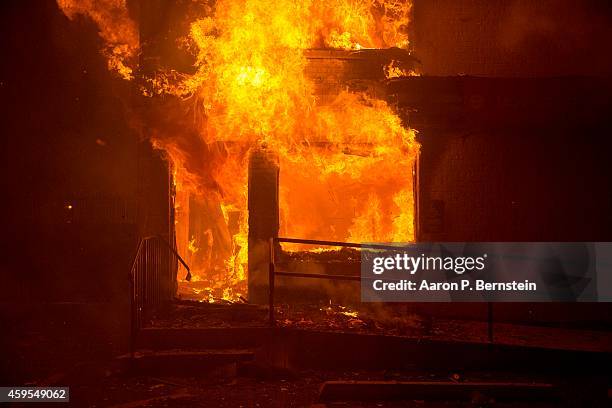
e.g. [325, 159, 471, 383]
[56, 0, 420, 301]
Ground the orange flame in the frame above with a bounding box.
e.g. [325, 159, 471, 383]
[57, 0, 138, 80]
[384, 59, 419, 78]
[57, 0, 418, 301]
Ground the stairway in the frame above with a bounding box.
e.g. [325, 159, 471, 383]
[123, 301, 271, 378]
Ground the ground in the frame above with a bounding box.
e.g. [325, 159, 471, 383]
[2, 301, 611, 407]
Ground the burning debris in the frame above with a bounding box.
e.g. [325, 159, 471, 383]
[149, 297, 428, 337]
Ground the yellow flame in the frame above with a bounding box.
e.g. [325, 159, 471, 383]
[57, 0, 418, 301]
[384, 60, 419, 79]
[188, 238, 199, 254]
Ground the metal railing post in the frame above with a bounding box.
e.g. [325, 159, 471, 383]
[269, 237, 276, 327]
[129, 236, 190, 357]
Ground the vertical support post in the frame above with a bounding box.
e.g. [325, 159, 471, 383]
[487, 302, 494, 343]
[269, 237, 276, 327]
[248, 147, 279, 303]
[413, 150, 420, 242]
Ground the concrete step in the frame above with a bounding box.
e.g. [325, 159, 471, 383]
[137, 327, 612, 374]
[119, 349, 255, 377]
[270, 328, 612, 373]
[136, 327, 271, 350]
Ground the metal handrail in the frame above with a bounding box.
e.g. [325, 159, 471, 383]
[268, 236, 495, 343]
[276, 237, 410, 251]
[268, 237, 364, 326]
[130, 235, 191, 282]
[157, 235, 192, 282]
[129, 235, 191, 356]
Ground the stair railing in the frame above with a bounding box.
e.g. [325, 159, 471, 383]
[129, 235, 191, 355]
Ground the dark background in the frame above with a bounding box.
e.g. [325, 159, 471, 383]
[413, 0, 612, 77]
[0, 1, 170, 382]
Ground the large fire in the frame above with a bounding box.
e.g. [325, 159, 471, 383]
[57, 0, 419, 301]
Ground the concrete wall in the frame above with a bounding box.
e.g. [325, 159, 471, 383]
[388, 75, 612, 324]
[413, 0, 612, 77]
[2, 1, 141, 303]
[1, 2, 172, 379]
[248, 149, 279, 303]
[388, 76, 612, 242]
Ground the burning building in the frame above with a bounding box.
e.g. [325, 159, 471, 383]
[55, 0, 422, 303]
[3, 0, 612, 405]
